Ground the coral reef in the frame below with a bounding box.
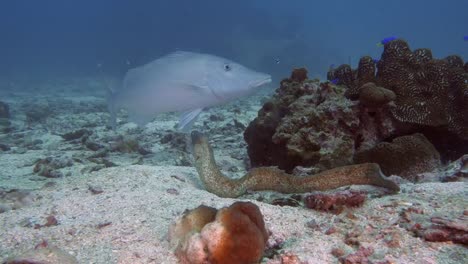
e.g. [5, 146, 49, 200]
[354, 133, 441, 181]
[169, 201, 268, 264]
[245, 40, 466, 175]
[191, 131, 398, 198]
[328, 39, 468, 155]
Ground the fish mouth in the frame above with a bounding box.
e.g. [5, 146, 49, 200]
[249, 75, 272, 88]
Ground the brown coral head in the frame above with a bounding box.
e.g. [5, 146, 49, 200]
[354, 133, 441, 181]
[413, 48, 433, 64]
[381, 39, 413, 61]
[358, 82, 396, 108]
[169, 201, 269, 264]
[290, 68, 308, 83]
[356, 56, 376, 86]
[444, 55, 464, 68]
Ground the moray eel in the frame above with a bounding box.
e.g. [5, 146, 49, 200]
[191, 131, 400, 198]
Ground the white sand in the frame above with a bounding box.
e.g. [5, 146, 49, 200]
[0, 80, 466, 263]
[1, 162, 466, 263]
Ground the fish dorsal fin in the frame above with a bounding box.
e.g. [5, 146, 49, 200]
[159, 51, 200, 63]
[178, 108, 203, 132]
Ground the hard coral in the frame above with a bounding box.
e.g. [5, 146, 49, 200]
[354, 133, 441, 181]
[289, 68, 308, 83]
[169, 201, 268, 264]
[358, 82, 396, 108]
[328, 39, 468, 142]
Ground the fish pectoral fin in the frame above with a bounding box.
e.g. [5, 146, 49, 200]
[178, 108, 203, 132]
[177, 83, 211, 95]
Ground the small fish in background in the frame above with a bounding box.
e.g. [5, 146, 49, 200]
[464, 35, 468, 41]
[108, 51, 271, 131]
[330, 78, 339, 84]
[376, 36, 397, 47]
[274, 58, 281, 64]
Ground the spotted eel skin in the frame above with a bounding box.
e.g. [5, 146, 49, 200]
[191, 131, 400, 198]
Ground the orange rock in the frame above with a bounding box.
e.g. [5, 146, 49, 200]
[169, 201, 268, 264]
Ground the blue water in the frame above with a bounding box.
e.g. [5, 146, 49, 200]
[0, 0, 467, 82]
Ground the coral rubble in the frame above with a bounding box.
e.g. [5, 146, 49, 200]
[304, 190, 366, 213]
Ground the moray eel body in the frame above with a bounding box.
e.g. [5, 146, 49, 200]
[191, 131, 400, 198]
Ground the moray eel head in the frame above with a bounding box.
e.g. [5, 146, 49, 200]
[191, 130, 211, 161]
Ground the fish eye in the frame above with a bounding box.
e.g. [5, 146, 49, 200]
[223, 63, 232, 72]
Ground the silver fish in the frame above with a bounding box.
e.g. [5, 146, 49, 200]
[108, 51, 271, 131]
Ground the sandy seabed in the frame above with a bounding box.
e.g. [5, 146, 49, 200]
[0, 79, 467, 263]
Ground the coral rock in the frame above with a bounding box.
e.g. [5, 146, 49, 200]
[289, 68, 308, 83]
[169, 201, 268, 264]
[245, 78, 397, 173]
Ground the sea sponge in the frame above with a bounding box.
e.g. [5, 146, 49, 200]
[354, 133, 441, 181]
[169, 201, 268, 264]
